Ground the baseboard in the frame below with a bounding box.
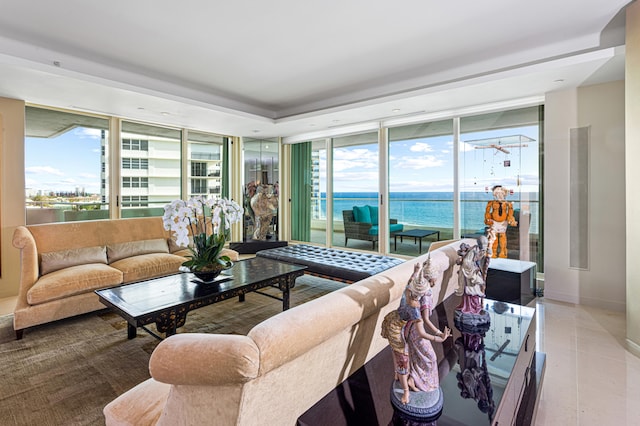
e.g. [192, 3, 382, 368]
[627, 338, 640, 358]
[541, 289, 579, 305]
[578, 295, 625, 312]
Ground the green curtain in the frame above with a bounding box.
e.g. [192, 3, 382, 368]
[222, 137, 230, 199]
[291, 142, 312, 241]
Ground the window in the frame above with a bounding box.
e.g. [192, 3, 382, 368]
[122, 177, 148, 188]
[121, 195, 149, 207]
[388, 119, 454, 255]
[191, 179, 208, 194]
[120, 121, 181, 218]
[188, 131, 225, 199]
[122, 138, 149, 151]
[460, 106, 542, 265]
[191, 162, 208, 177]
[24, 106, 110, 224]
[122, 158, 149, 169]
[332, 132, 379, 251]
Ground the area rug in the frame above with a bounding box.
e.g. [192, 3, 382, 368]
[0, 275, 346, 426]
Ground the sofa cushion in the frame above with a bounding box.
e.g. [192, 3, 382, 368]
[367, 223, 404, 236]
[27, 264, 123, 305]
[367, 205, 379, 225]
[352, 205, 372, 224]
[107, 238, 169, 263]
[168, 236, 195, 253]
[110, 253, 185, 283]
[40, 245, 108, 276]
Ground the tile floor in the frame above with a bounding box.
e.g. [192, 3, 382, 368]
[1, 294, 639, 425]
[534, 298, 640, 426]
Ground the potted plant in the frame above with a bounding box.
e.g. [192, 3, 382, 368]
[163, 196, 244, 281]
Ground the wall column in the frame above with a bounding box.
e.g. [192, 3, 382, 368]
[626, 1, 640, 357]
[0, 97, 25, 298]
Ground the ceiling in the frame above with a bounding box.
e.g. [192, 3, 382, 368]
[0, 1, 632, 139]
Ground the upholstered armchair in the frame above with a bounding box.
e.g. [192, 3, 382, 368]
[342, 206, 403, 248]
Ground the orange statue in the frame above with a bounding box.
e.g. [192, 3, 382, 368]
[484, 185, 517, 258]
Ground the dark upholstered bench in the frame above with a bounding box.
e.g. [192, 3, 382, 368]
[255, 244, 404, 283]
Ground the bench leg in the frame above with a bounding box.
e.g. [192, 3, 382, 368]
[15, 329, 24, 340]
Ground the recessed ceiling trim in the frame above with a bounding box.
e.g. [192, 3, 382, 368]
[383, 96, 545, 128]
[282, 122, 380, 144]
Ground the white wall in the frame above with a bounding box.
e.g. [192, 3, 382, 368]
[544, 81, 626, 311]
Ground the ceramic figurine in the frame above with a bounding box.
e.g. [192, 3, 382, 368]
[381, 255, 450, 421]
[454, 237, 491, 327]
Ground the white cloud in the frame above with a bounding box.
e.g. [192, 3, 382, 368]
[25, 166, 64, 176]
[333, 148, 378, 172]
[459, 142, 476, 152]
[78, 173, 98, 179]
[74, 128, 102, 139]
[410, 142, 433, 153]
[395, 155, 444, 170]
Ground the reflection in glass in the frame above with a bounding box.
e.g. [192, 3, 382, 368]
[454, 330, 496, 422]
[243, 138, 279, 241]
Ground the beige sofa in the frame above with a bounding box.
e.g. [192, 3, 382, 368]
[103, 238, 471, 426]
[11, 217, 237, 340]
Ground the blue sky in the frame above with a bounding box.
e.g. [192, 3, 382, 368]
[25, 128, 103, 194]
[321, 125, 540, 194]
[25, 124, 539, 197]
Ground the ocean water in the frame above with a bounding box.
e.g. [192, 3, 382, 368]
[314, 192, 539, 233]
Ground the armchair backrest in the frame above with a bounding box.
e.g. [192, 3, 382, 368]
[351, 205, 379, 225]
[343, 210, 355, 223]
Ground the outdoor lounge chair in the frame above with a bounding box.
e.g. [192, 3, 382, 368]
[342, 206, 404, 248]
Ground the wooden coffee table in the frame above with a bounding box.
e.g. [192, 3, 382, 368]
[95, 257, 307, 339]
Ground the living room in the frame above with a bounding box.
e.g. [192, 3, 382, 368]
[1, 1, 639, 425]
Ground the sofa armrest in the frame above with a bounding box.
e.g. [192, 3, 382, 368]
[12, 226, 40, 307]
[149, 333, 259, 386]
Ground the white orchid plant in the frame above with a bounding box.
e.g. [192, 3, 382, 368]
[163, 196, 244, 271]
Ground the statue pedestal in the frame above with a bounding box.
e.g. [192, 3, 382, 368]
[228, 240, 287, 254]
[390, 381, 443, 423]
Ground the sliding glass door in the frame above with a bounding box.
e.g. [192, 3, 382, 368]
[388, 119, 454, 255]
[332, 132, 379, 251]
